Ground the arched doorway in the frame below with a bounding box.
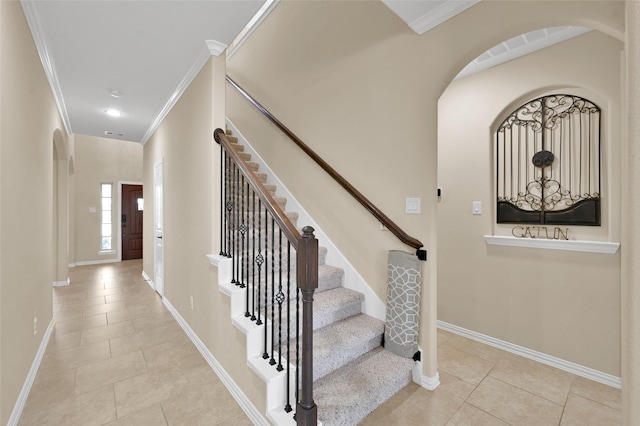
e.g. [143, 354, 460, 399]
[52, 128, 70, 286]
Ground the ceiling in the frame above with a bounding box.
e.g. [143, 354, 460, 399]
[22, 0, 589, 145]
[22, 0, 266, 144]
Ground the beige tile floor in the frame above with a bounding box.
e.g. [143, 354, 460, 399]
[363, 330, 622, 425]
[20, 260, 621, 425]
[20, 260, 251, 426]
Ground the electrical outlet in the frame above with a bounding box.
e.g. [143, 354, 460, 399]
[189, 296, 194, 310]
[33, 317, 38, 336]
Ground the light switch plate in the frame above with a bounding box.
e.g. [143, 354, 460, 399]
[472, 201, 482, 215]
[406, 198, 421, 214]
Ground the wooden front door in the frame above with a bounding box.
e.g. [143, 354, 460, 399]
[122, 184, 143, 260]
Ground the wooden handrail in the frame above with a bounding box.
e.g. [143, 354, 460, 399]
[214, 128, 301, 248]
[226, 75, 426, 260]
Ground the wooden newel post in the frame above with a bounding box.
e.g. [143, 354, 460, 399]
[297, 226, 318, 426]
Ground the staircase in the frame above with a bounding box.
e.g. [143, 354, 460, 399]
[218, 129, 415, 425]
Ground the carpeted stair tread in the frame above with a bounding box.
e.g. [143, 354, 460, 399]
[306, 313, 384, 381]
[266, 287, 364, 344]
[315, 347, 414, 426]
[250, 263, 344, 315]
[312, 287, 363, 331]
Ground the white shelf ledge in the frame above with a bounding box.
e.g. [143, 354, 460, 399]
[483, 235, 620, 254]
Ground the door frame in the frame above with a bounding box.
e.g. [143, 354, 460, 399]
[117, 180, 143, 262]
[153, 159, 164, 297]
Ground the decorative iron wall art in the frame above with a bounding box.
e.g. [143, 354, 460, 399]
[496, 94, 601, 226]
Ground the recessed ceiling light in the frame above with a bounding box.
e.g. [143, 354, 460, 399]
[105, 109, 121, 117]
[109, 89, 123, 98]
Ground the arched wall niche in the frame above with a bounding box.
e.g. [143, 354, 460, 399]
[436, 25, 623, 384]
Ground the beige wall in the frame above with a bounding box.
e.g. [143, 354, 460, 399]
[0, 2, 66, 422]
[142, 54, 267, 412]
[226, 0, 625, 378]
[73, 134, 142, 264]
[438, 31, 622, 376]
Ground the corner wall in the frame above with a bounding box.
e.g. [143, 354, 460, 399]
[142, 54, 266, 414]
[0, 2, 66, 422]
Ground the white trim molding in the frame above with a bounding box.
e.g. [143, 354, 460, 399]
[484, 235, 620, 254]
[20, 1, 73, 136]
[141, 46, 211, 145]
[226, 0, 279, 60]
[162, 297, 268, 425]
[7, 318, 55, 426]
[71, 258, 119, 267]
[141, 270, 155, 291]
[409, 0, 480, 35]
[52, 278, 70, 287]
[438, 321, 622, 388]
[205, 39, 227, 56]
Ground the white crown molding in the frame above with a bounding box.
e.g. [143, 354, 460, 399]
[438, 321, 622, 388]
[20, 1, 73, 135]
[163, 297, 269, 425]
[7, 318, 55, 426]
[483, 235, 620, 254]
[226, 0, 279, 60]
[205, 39, 228, 56]
[140, 45, 211, 145]
[409, 0, 480, 35]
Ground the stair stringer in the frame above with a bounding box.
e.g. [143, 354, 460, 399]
[225, 118, 386, 322]
[208, 254, 302, 425]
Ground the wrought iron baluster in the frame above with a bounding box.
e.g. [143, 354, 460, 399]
[220, 146, 225, 256]
[232, 162, 239, 285]
[262, 204, 270, 360]
[276, 229, 284, 372]
[243, 180, 250, 315]
[270, 216, 276, 366]
[251, 189, 257, 321]
[295, 284, 300, 420]
[225, 151, 233, 259]
[256, 199, 263, 326]
[233, 163, 242, 287]
[284, 241, 292, 413]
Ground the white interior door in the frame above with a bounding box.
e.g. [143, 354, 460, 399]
[154, 159, 164, 297]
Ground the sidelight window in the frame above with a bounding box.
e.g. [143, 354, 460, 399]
[101, 183, 113, 250]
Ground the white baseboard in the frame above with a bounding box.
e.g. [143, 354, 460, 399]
[70, 258, 119, 267]
[7, 318, 55, 426]
[52, 278, 70, 287]
[162, 297, 268, 425]
[437, 321, 622, 388]
[141, 271, 155, 290]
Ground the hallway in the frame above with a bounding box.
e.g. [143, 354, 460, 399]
[20, 260, 250, 425]
[19, 261, 621, 425]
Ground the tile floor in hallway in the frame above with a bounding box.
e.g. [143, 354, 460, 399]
[19, 260, 621, 425]
[20, 260, 251, 426]
[362, 330, 621, 425]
